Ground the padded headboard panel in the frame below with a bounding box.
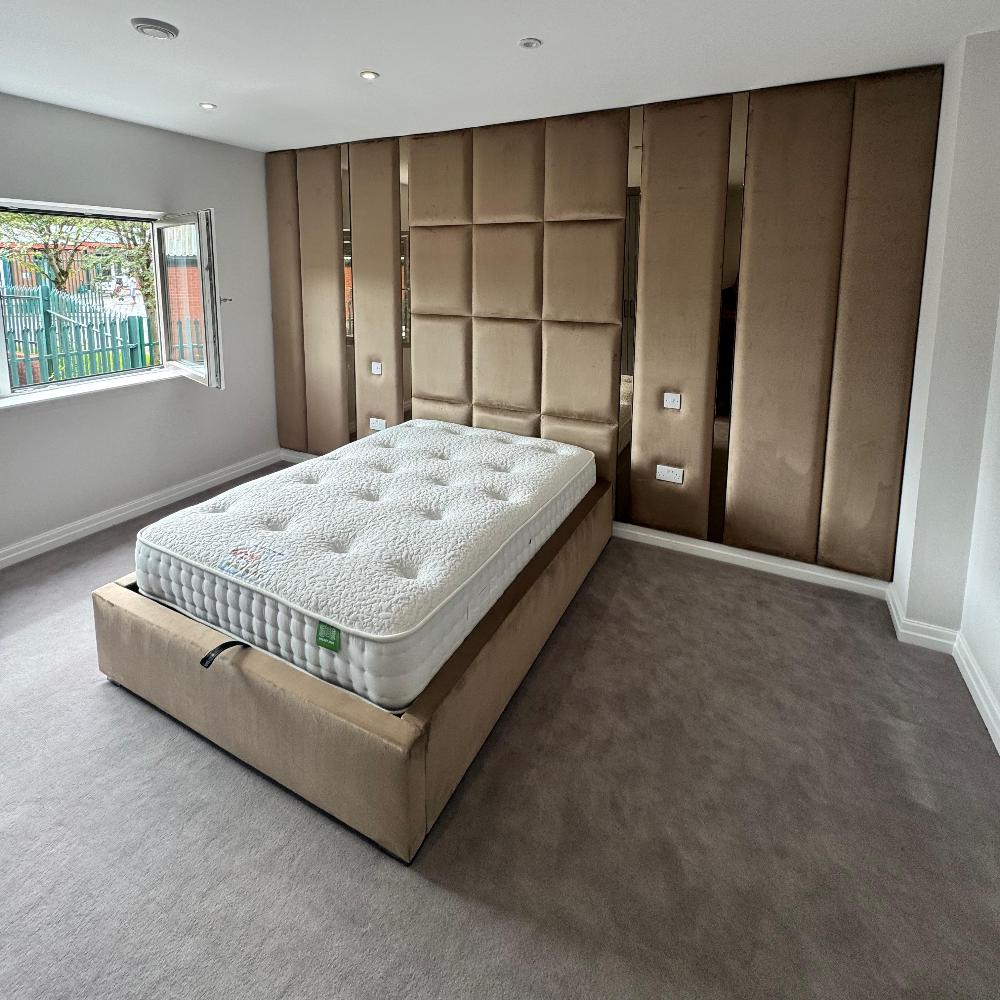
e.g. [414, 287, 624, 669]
[724, 80, 855, 562]
[408, 111, 627, 481]
[265, 150, 308, 452]
[296, 146, 351, 453]
[349, 138, 404, 437]
[630, 95, 731, 538]
[265, 147, 350, 455]
[818, 68, 941, 579]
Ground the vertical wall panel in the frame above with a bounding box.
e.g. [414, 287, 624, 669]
[349, 138, 403, 435]
[409, 130, 474, 424]
[818, 69, 942, 579]
[265, 150, 307, 451]
[724, 80, 854, 561]
[630, 95, 731, 538]
[296, 145, 350, 454]
[541, 110, 628, 483]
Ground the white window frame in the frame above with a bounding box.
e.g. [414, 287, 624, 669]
[0, 198, 224, 399]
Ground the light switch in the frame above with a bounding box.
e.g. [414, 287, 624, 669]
[655, 464, 684, 485]
[371, 361, 382, 376]
[369, 417, 387, 431]
[663, 392, 682, 410]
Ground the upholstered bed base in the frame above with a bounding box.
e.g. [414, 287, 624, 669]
[93, 482, 611, 862]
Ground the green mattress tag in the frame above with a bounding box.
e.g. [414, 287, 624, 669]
[316, 622, 341, 652]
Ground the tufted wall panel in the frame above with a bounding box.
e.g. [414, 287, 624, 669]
[629, 96, 732, 538]
[473, 121, 545, 223]
[724, 80, 855, 562]
[296, 146, 351, 454]
[265, 150, 308, 452]
[544, 111, 629, 221]
[349, 138, 404, 437]
[408, 130, 474, 423]
[409, 112, 627, 482]
[472, 224, 543, 319]
[818, 68, 942, 579]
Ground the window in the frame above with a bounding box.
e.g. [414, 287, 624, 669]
[0, 203, 223, 397]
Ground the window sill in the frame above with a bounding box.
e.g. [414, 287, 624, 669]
[0, 367, 185, 411]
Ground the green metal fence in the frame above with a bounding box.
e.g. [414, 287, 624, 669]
[1, 284, 161, 389]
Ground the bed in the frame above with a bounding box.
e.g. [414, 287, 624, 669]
[94, 421, 612, 860]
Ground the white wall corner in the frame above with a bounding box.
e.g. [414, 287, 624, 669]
[954, 632, 1000, 756]
[885, 581, 958, 654]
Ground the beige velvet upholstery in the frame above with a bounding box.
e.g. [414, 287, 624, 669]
[265, 151, 307, 452]
[630, 96, 731, 538]
[472, 318, 542, 415]
[473, 223, 543, 318]
[296, 145, 351, 454]
[410, 226, 473, 316]
[349, 138, 404, 436]
[406, 110, 624, 486]
[407, 130, 472, 226]
[412, 398, 473, 424]
[724, 80, 854, 562]
[473, 121, 545, 223]
[541, 322, 620, 422]
[95, 484, 612, 862]
[818, 68, 942, 579]
[473, 407, 542, 437]
[542, 221, 625, 324]
[410, 315, 472, 409]
[544, 110, 629, 221]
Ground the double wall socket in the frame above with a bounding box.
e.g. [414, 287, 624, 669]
[655, 464, 684, 485]
[369, 417, 387, 431]
[663, 392, 682, 410]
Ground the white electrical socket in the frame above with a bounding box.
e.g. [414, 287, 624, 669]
[663, 392, 682, 410]
[655, 464, 684, 485]
[369, 417, 387, 431]
[371, 361, 382, 376]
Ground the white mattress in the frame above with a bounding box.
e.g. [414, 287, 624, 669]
[136, 419, 596, 710]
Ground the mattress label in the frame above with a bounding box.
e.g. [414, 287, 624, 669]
[316, 622, 341, 652]
[216, 542, 288, 583]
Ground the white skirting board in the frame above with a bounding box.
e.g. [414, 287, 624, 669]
[614, 521, 1000, 757]
[953, 633, 1000, 755]
[611, 521, 889, 598]
[0, 449, 282, 571]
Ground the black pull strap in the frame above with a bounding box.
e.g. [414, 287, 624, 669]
[200, 640, 250, 669]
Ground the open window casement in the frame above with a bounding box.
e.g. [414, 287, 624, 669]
[154, 209, 224, 387]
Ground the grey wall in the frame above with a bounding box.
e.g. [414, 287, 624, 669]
[893, 29, 1000, 631]
[0, 93, 277, 553]
[961, 299, 1000, 739]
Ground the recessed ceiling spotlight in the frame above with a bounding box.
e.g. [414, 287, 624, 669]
[359, 69, 380, 81]
[130, 17, 180, 39]
[199, 102, 218, 111]
[518, 37, 543, 49]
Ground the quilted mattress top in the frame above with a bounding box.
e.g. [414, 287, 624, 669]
[137, 420, 595, 640]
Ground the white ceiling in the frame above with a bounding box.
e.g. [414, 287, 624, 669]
[1, 0, 997, 152]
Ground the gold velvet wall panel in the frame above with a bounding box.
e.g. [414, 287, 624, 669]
[817, 68, 942, 578]
[408, 112, 627, 481]
[296, 146, 351, 454]
[265, 150, 308, 452]
[724, 80, 855, 562]
[630, 96, 732, 537]
[265, 66, 941, 579]
[348, 138, 404, 436]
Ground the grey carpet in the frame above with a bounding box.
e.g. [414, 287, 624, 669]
[2, 471, 999, 1000]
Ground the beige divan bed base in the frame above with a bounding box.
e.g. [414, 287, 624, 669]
[93, 482, 611, 862]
